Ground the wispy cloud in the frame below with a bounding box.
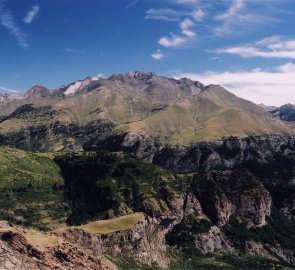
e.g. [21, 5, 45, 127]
[214, 0, 276, 36]
[175, 63, 295, 106]
[216, 0, 244, 21]
[23, 4, 39, 24]
[0, 11, 28, 47]
[158, 18, 196, 48]
[209, 56, 221, 61]
[146, 0, 204, 54]
[0, 85, 19, 93]
[174, 0, 199, 4]
[214, 0, 246, 35]
[145, 8, 184, 21]
[191, 9, 205, 21]
[159, 33, 188, 48]
[216, 36, 295, 59]
[126, 0, 139, 10]
[145, 6, 205, 23]
[64, 48, 86, 54]
[180, 18, 195, 37]
[151, 49, 164, 60]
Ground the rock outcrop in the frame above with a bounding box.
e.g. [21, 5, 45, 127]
[93, 132, 295, 221]
[193, 170, 272, 227]
[0, 221, 116, 270]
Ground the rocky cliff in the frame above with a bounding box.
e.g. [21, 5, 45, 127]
[0, 145, 294, 269]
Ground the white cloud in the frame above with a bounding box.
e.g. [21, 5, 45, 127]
[159, 33, 187, 48]
[175, 63, 295, 106]
[216, 0, 244, 21]
[213, 0, 274, 36]
[158, 18, 196, 48]
[217, 36, 295, 59]
[0, 11, 28, 47]
[64, 48, 85, 54]
[180, 18, 196, 37]
[23, 4, 39, 24]
[126, 0, 139, 9]
[174, 0, 199, 4]
[145, 8, 183, 21]
[209, 56, 221, 61]
[276, 63, 295, 73]
[151, 49, 164, 60]
[191, 9, 205, 21]
[0, 85, 19, 93]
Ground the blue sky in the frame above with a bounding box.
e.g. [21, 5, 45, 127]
[0, 0, 295, 105]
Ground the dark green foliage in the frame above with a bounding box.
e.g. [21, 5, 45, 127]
[0, 120, 115, 152]
[168, 250, 292, 270]
[191, 169, 262, 224]
[223, 209, 295, 251]
[108, 255, 161, 270]
[54, 151, 179, 225]
[0, 147, 68, 230]
[166, 215, 213, 250]
[217, 253, 291, 270]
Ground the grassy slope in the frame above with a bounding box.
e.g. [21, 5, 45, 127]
[126, 87, 294, 144]
[77, 213, 144, 234]
[0, 84, 294, 149]
[55, 213, 144, 234]
[0, 147, 68, 230]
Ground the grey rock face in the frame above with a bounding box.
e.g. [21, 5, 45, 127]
[94, 132, 295, 221]
[270, 104, 295, 122]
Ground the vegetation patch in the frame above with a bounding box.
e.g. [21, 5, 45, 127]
[72, 213, 144, 234]
[223, 209, 295, 251]
[0, 147, 68, 230]
[25, 229, 59, 248]
[168, 250, 292, 270]
[166, 215, 213, 250]
[54, 151, 181, 225]
[107, 255, 161, 270]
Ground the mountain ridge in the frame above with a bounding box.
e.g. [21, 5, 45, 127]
[0, 71, 294, 152]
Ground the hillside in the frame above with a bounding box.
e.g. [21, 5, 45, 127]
[0, 72, 294, 151]
[0, 146, 294, 269]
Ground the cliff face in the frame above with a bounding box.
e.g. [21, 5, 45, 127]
[0, 134, 295, 268]
[92, 133, 295, 221]
[192, 170, 272, 227]
[93, 133, 295, 173]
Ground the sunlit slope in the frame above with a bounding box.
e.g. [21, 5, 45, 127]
[124, 85, 294, 144]
[0, 73, 294, 149]
[0, 147, 67, 230]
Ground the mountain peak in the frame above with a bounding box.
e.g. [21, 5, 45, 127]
[109, 71, 156, 82]
[127, 71, 156, 79]
[25, 85, 51, 97]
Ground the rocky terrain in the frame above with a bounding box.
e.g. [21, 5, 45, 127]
[270, 104, 295, 122]
[0, 73, 295, 269]
[0, 144, 294, 269]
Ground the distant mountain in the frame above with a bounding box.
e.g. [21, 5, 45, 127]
[0, 71, 294, 151]
[258, 103, 278, 112]
[270, 104, 295, 122]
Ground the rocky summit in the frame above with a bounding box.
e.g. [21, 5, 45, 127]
[0, 73, 295, 269]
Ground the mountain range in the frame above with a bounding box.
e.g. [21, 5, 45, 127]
[0, 71, 294, 152]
